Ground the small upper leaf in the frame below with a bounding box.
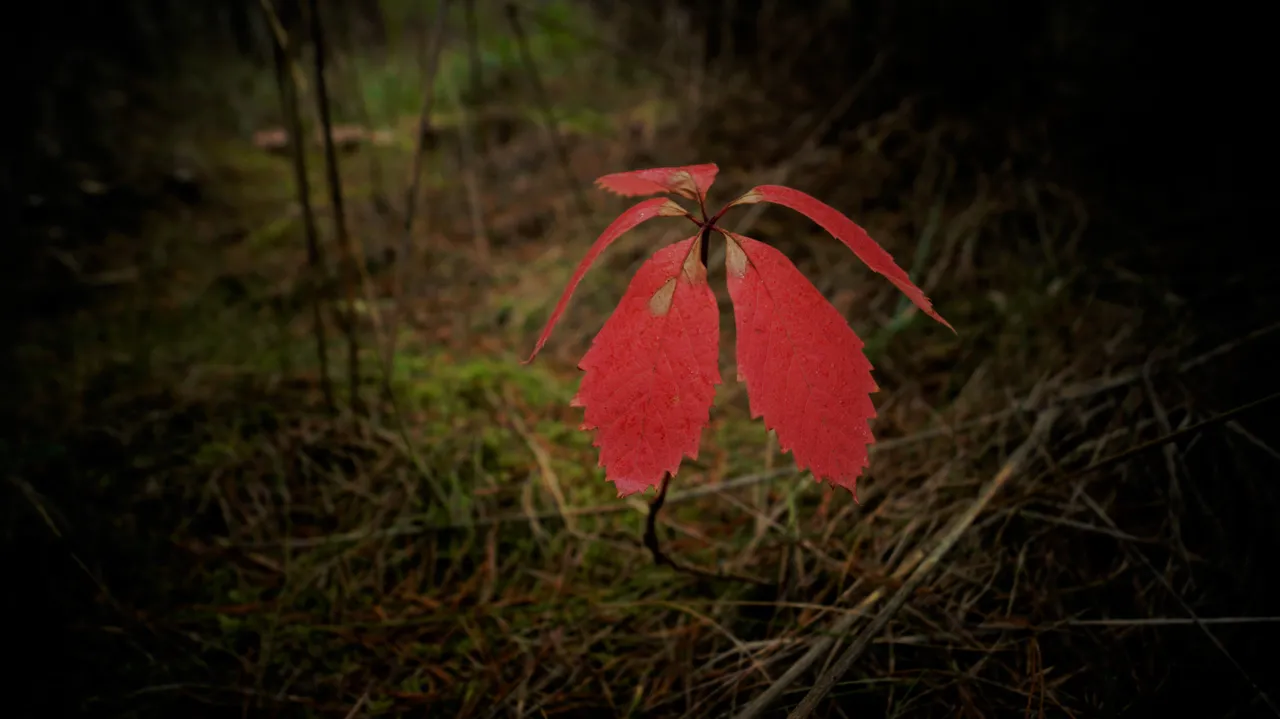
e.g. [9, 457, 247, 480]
[573, 235, 721, 497]
[596, 164, 719, 202]
[525, 197, 688, 363]
[729, 184, 954, 332]
[723, 232, 878, 498]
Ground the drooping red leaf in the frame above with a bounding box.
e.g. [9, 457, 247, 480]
[524, 197, 689, 363]
[595, 163, 720, 202]
[573, 235, 720, 497]
[723, 232, 878, 497]
[729, 184, 955, 332]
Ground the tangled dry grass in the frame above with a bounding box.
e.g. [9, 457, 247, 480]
[8, 5, 1279, 718]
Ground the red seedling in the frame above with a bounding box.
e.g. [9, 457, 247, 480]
[525, 163, 954, 500]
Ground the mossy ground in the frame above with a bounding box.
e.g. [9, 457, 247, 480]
[7, 3, 1278, 717]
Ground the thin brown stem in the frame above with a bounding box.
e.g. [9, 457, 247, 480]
[308, 0, 360, 410]
[266, 0, 333, 413]
[643, 473, 772, 587]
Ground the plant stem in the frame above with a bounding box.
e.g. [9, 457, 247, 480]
[309, 0, 361, 410]
[643, 473, 772, 587]
[266, 0, 334, 413]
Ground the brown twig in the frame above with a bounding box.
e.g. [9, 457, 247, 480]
[266, 0, 333, 413]
[308, 0, 360, 409]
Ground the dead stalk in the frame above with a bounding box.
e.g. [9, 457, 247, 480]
[265, 0, 334, 413]
[308, 0, 361, 409]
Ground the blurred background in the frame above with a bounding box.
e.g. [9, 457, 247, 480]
[3, 0, 1277, 716]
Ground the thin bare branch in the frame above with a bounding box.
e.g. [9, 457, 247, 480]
[308, 0, 361, 408]
[266, 0, 334, 413]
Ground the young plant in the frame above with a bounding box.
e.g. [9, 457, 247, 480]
[525, 163, 954, 501]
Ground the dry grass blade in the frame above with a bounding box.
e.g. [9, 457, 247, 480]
[727, 513, 929, 719]
[1057, 320, 1280, 402]
[1079, 492, 1280, 716]
[341, 683, 372, 719]
[504, 397, 575, 535]
[736, 408, 1061, 719]
[241, 468, 796, 549]
[788, 408, 1061, 718]
[248, 383, 1277, 552]
[1058, 390, 1280, 484]
[1053, 617, 1280, 628]
[1225, 420, 1280, 462]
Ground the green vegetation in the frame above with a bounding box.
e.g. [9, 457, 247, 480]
[8, 1, 1276, 717]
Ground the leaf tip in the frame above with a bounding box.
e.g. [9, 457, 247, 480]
[919, 304, 957, 334]
[522, 343, 546, 366]
[728, 188, 764, 208]
[656, 199, 691, 218]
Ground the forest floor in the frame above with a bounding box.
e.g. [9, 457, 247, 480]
[8, 28, 1280, 719]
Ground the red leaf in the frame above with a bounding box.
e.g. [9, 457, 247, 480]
[524, 197, 689, 363]
[573, 235, 720, 496]
[730, 184, 954, 332]
[595, 164, 719, 202]
[723, 232, 878, 497]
